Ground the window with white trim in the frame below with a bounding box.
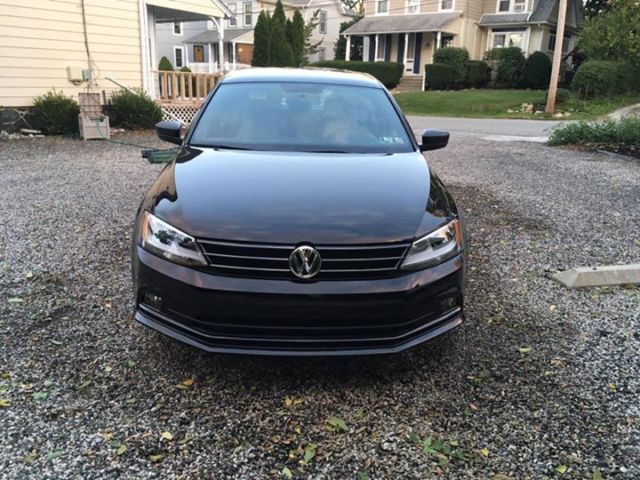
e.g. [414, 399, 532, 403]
[376, 0, 388, 14]
[228, 3, 237, 27]
[173, 22, 182, 35]
[497, 0, 527, 13]
[174, 46, 185, 68]
[318, 10, 327, 34]
[439, 0, 454, 11]
[491, 30, 525, 49]
[243, 2, 252, 26]
[406, 0, 419, 14]
[318, 47, 326, 61]
[548, 32, 570, 53]
[442, 34, 454, 47]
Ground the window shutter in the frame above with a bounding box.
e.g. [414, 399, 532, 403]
[384, 34, 391, 62]
[413, 33, 422, 74]
[397, 34, 405, 63]
[368, 35, 375, 62]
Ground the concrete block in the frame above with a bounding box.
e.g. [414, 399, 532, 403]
[552, 264, 640, 289]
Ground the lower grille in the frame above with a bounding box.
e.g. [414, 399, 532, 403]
[197, 239, 411, 280]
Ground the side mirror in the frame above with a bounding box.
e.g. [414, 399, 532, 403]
[155, 120, 183, 145]
[420, 129, 450, 152]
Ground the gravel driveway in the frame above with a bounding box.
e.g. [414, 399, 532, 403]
[1, 132, 638, 479]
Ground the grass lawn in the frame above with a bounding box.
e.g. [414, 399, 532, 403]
[394, 89, 640, 120]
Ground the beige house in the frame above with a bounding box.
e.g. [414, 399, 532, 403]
[0, 0, 231, 109]
[343, 0, 584, 76]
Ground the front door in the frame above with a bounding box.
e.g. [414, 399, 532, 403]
[404, 33, 415, 74]
[193, 45, 205, 63]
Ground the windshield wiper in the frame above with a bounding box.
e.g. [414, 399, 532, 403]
[306, 149, 352, 153]
[203, 144, 254, 151]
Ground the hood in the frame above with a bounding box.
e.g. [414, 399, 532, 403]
[144, 147, 452, 245]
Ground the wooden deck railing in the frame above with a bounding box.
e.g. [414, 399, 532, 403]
[154, 70, 221, 105]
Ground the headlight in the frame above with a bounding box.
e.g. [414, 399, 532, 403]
[401, 219, 462, 270]
[140, 212, 207, 266]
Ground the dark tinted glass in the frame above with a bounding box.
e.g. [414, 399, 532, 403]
[189, 82, 413, 153]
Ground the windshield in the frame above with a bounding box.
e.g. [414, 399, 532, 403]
[189, 82, 414, 154]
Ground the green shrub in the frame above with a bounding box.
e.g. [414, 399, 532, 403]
[571, 60, 637, 98]
[485, 47, 526, 88]
[549, 117, 640, 149]
[521, 51, 552, 88]
[433, 47, 469, 85]
[424, 64, 454, 90]
[107, 89, 163, 130]
[158, 56, 173, 71]
[310, 61, 404, 89]
[466, 61, 491, 88]
[179, 66, 192, 73]
[32, 89, 80, 135]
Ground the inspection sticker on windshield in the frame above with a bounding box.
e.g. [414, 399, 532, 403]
[380, 137, 405, 144]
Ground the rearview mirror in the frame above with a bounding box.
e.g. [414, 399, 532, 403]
[155, 120, 183, 145]
[420, 129, 450, 152]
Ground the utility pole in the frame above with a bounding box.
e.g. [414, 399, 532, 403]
[545, 0, 568, 113]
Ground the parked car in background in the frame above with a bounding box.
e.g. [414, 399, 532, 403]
[132, 68, 466, 356]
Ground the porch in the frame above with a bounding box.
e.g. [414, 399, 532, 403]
[139, 0, 232, 121]
[343, 12, 460, 84]
[184, 28, 254, 73]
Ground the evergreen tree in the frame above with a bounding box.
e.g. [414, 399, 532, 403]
[270, 0, 295, 66]
[334, 17, 363, 60]
[252, 11, 271, 66]
[289, 10, 306, 66]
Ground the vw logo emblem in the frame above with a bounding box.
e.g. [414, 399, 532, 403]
[289, 245, 322, 279]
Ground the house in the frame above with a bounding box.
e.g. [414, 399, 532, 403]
[343, 0, 584, 76]
[0, 0, 230, 114]
[154, 0, 356, 71]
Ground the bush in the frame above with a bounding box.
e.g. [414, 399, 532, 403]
[485, 47, 526, 88]
[179, 66, 192, 73]
[433, 47, 469, 85]
[32, 90, 80, 135]
[521, 51, 552, 88]
[107, 89, 163, 130]
[310, 61, 404, 89]
[466, 60, 491, 88]
[158, 56, 173, 71]
[571, 60, 637, 98]
[549, 117, 640, 150]
[424, 64, 454, 90]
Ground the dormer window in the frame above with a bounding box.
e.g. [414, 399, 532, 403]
[377, 0, 388, 14]
[406, 0, 419, 14]
[498, 0, 527, 13]
[439, 0, 454, 11]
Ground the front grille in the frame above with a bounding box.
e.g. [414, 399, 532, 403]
[197, 239, 411, 280]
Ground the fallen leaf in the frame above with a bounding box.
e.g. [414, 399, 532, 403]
[281, 467, 293, 479]
[518, 347, 532, 354]
[149, 454, 164, 463]
[8, 297, 23, 303]
[0, 399, 11, 408]
[593, 470, 603, 480]
[549, 305, 557, 312]
[116, 444, 127, 456]
[161, 431, 174, 441]
[555, 464, 568, 474]
[608, 383, 616, 391]
[32, 392, 48, 400]
[21, 451, 38, 464]
[49, 339, 63, 346]
[177, 378, 194, 389]
[303, 443, 317, 464]
[45, 450, 62, 461]
[26, 271, 34, 279]
[43, 380, 53, 388]
[357, 472, 371, 480]
[104, 366, 113, 373]
[327, 416, 348, 432]
[479, 448, 490, 457]
[127, 360, 136, 368]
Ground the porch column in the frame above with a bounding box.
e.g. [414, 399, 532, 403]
[208, 43, 214, 73]
[374, 34, 379, 61]
[403, 33, 409, 67]
[219, 20, 225, 71]
[345, 35, 351, 61]
[436, 31, 442, 49]
[232, 41, 237, 68]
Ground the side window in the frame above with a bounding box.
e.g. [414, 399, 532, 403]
[318, 10, 327, 34]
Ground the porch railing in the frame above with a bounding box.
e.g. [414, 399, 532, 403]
[154, 70, 221, 105]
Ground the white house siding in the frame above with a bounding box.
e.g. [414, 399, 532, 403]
[303, 0, 353, 63]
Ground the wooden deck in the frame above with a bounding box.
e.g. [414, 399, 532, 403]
[154, 70, 221, 124]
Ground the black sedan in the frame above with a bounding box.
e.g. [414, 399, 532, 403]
[132, 68, 466, 356]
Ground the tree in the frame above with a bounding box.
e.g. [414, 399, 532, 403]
[578, 0, 640, 67]
[270, 0, 295, 66]
[584, 0, 612, 18]
[288, 10, 306, 66]
[304, 9, 324, 61]
[334, 17, 363, 60]
[252, 11, 271, 66]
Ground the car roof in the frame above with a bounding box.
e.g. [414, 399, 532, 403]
[220, 67, 383, 88]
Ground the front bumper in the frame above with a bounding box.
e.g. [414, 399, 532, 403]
[133, 246, 465, 356]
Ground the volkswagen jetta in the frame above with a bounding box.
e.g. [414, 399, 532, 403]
[132, 68, 466, 356]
